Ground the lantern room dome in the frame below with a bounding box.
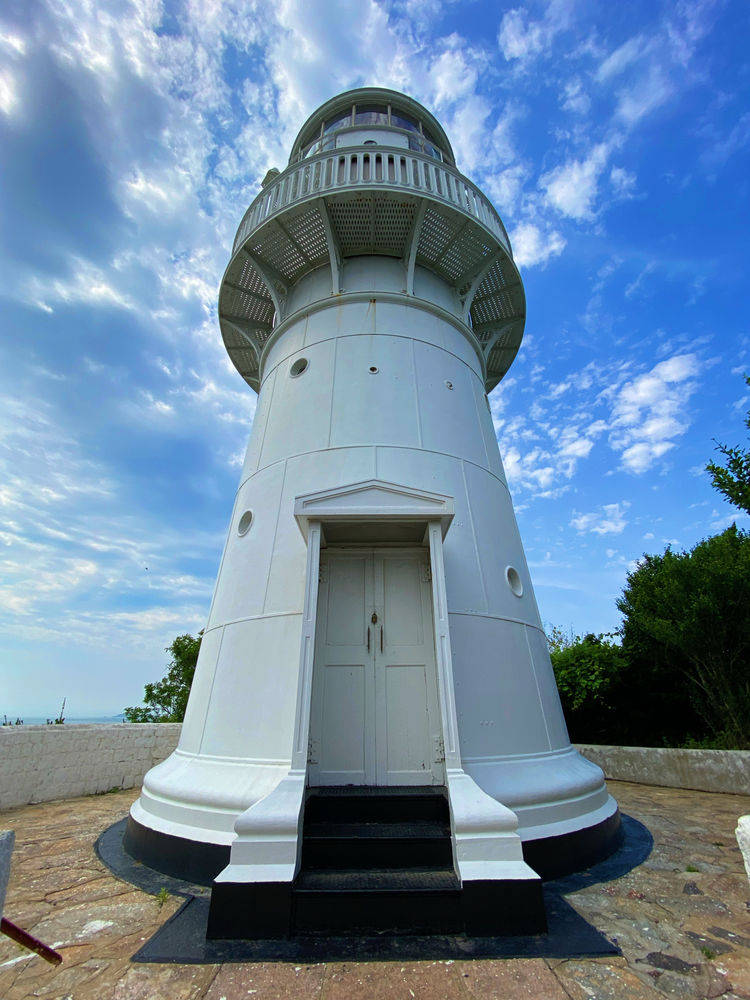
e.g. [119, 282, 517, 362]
[289, 87, 456, 167]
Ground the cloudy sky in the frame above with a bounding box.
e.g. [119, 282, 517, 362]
[1, 0, 748, 717]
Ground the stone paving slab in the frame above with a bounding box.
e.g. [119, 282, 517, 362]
[0, 781, 748, 999]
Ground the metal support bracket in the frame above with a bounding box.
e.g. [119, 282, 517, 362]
[316, 197, 343, 295]
[241, 248, 288, 319]
[403, 200, 427, 295]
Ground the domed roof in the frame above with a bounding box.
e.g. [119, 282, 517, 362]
[289, 87, 455, 166]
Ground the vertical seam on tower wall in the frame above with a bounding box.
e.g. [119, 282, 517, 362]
[197, 624, 226, 755]
[411, 338, 424, 448]
[262, 459, 288, 614]
[326, 336, 338, 448]
[524, 625, 553, 751]
[470, 370, 493, 472]
[206, 490, 241, 628]
[257, 365, 278, 468]
[460, 459, 489, 613]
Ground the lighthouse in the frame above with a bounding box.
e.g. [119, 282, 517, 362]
[125, 88, 620, 936]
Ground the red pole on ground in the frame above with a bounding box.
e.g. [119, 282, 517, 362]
[0, 917, 63, 965]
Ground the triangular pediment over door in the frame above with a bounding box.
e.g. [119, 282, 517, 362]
[294, 478, 454, 542]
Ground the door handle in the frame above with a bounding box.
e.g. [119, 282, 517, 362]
[367, 627, 370, 652]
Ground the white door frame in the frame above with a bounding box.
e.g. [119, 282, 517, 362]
[218, 479, 535, 888]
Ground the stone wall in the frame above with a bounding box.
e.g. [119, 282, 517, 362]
[0, 724, 181, 810]
[576, 744, 750, 796]
[1, 729, 748, 812]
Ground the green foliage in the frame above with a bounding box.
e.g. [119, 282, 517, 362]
[156, 887, 170, 907]
[549, 633, 629, 744]
[618, 525, 750, 749]
[124, 632, 202, 723]
[706, 374, 750, 516]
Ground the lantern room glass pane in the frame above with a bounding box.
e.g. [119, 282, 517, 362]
[354, 104, 389, 126]
[423, 140, 443, 161]
[324, 111, 353, 134]
[390, 111, 420, 133]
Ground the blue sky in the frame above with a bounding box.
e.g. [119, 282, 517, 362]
[1, 0, 748, 717]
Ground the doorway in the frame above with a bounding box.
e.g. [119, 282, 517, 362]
[308, 548, 443, 787]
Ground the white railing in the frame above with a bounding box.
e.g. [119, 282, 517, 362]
[233, 148, 511, 257]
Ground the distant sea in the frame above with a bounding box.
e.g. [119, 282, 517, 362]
[4, 714, 126, 726]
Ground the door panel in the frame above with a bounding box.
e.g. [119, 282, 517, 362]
[320, 664, 367, 781]
[382, 557, 424, 646]
[375, 552, 442, 785]
[384, 664, 431, 779]
[309, 548, 443, 787]
[326, 557, 367, 646]
[309, 553, 374, 785]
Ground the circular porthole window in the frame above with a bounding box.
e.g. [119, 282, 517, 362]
[237, 510, 254, 536]
[506, 565, 523, 597]
[369, 365, 379, 374]
[290, 357, 308, 378]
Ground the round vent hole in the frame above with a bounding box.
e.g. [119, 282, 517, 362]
[445, 380, 454, 390]
[290, 358, 308, 378]
[369, 365, 379, 374]
[237, 511, 254, 536]
[506, 566, 523, 597]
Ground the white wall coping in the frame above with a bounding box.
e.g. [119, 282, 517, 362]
[576, 743, 750, 796]
[1, 728, 748, 813]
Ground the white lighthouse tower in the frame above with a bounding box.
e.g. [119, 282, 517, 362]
[125, 88, 620, 936]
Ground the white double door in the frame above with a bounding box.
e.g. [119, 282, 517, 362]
[309, 548, 444, 786]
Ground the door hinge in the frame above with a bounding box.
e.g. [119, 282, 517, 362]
[318, 563, 327, 584]
[421, 563, 432, 583]
[434, 735, 445, 763]
[307, 738, 319, 765]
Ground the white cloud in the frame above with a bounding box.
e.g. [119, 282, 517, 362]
[0, 69, 18, 116]
[541, 141, 614, 220]
[498, 9, 545, 62]
[24, 258, 136, 314]
[497, 0, 573, 65]
[615, 65, 673, 126]
[625, 260, 658, 298]
[610, 165, 636, 197]
[0, 31, 27, 56]
[561, 77, 590, 115]
[571, 502, 630, 535]
[511, 222, 566, 267]
[608, 353, 701, 474]
[596, 35, 645, 82]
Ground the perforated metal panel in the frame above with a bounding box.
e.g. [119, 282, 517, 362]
[327, 196, 376, 255]
[373, 196, 417, 257]
[247, 221, 308, 284]
[283, 204, 329, 265]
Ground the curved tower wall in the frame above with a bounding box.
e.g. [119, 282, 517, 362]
[133, 256, 611, 846]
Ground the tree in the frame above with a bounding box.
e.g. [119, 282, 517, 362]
[549, 633, 629, 744]
[618, 526, 750, 749]
[706, 374, 750, 516]
[124, 632, 202, 723]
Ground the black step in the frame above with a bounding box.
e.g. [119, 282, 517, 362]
[304, 786, 449, 825]
[294, 867, 462, 934]
[301, 820, 453, 869]
[295, 867, 459, 891]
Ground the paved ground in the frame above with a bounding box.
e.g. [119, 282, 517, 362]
[0, 781, 749, 999]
